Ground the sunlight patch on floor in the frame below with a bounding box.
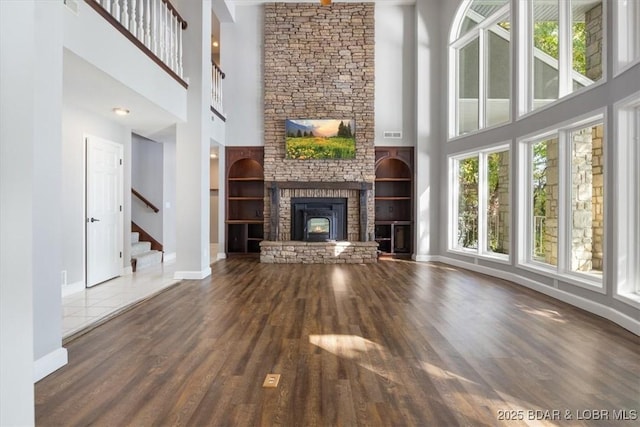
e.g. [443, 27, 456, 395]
[309, 334, 398, 383]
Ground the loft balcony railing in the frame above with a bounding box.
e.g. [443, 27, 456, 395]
[85, 0, 188, 88]
[211, 61, 226, 121]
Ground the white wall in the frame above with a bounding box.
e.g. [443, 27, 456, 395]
[173, 0, 213, 279]
[413, 0, 444, 260]
[62, 104, 132, 287]
[63, 0, 187, 122]
[1, 2, 40, 423]
[375, 4, 416, 147]
[132, 134, 164, 242]
[32, 2, 66, 377]
[222, 5, 264, 146]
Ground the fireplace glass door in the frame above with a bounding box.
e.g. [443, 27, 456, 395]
[307, 217, 330, 239]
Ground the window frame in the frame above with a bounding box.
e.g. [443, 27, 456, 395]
[520, 0, 607, 116]
[449, 143, 511, 262]
[613, 93, 640, 309]
[613, 0, 640, 76]
[518, 112, 606, 291]
[449, 2, 512, 139]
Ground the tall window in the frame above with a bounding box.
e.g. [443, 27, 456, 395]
[450, 0, 511, 137]
[615, 0, 640, 74]
[528, 0, 604, 111]
[521, 118, 604, 285]
[451, 146, 510, 258]
[615, 95, 640, 303]
[530, 138, 558, 265]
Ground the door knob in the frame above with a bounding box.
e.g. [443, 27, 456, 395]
[90, 217, 100, 223]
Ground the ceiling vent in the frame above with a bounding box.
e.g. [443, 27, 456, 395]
[383, 131, 402, 139]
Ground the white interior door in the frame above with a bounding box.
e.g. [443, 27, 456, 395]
[86, 136, 123, 287]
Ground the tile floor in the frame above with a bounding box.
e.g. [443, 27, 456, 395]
[62, 244, 220, 339]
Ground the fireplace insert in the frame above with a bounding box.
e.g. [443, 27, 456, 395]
[291, 197, 347, 241]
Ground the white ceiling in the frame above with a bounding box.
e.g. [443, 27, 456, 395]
[63, 49, 182, 138]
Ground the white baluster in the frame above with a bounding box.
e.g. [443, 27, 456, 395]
[102, 0, 111, 11]
[214, 69, 219, 110]
[177, 20, 183, 77]
[111, 0, 120, 22]
[151, 0, 159, 56]
[159, 1, 165, 62]
[172, 15, 178, 72]
[162, 4, 169, 64]
[121, 0, 129, 31]
[218, 70, 223, 112]
[129, 0, 137, 37]
[137, 0, 144, 42]
[144, 0, 152, 48]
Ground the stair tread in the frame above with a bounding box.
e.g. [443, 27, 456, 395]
[131, 241, 152, 256]
[131, 249, 163, 272]
[131, 249, 162, 259]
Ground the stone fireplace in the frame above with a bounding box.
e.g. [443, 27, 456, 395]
[259, 3, 377, 263]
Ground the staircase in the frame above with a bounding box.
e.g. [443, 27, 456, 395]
[131, 231, 163, 272]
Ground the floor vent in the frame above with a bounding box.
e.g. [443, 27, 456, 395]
[383, 131, 402, 139]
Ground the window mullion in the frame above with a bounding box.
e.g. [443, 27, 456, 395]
[557, 130, 569, 274]
[478, 153, 488, 254]
[526, 143, 535, 263]
[479, 30, 487, 129]
[451, 47, 460, 138]
[450, 157, 460, 250]
[558, 0, 572, 97]
[635, 108, 640, 292]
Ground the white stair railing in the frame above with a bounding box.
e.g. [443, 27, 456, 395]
[89, 0, 187, 81]
[211, 61, 226, 118]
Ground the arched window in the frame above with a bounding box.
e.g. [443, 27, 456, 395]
[449, 0, 511, 137]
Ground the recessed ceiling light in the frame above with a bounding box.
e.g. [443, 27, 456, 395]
[112, 107, 130, 116]
[212, 40, 219, 48]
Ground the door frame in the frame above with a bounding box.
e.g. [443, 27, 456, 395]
[84, 134, 124, 287]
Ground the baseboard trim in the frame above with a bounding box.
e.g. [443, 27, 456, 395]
[122, 266, 133, 276]
[34, 347, 68, 382]
[173, 267, 211, 280]
[433, 256, 640, 336]
[216, 252, 227, 261]
[412, 254, 439, 262]
[164, 252, 177, 262]
[61, 281, 84, 298]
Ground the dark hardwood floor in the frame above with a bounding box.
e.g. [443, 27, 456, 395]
[36, 258, 640, 426]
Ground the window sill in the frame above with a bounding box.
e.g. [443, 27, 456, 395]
[614, 292, 640, 310]
[447, 248, 510, 264]
[517, 262, 605, 294]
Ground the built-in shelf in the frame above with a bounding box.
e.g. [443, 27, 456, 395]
[374, 147, 414, 257]
[226, 148, 264, 255]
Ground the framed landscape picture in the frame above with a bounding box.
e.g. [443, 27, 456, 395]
[285, 119, 356, 160]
